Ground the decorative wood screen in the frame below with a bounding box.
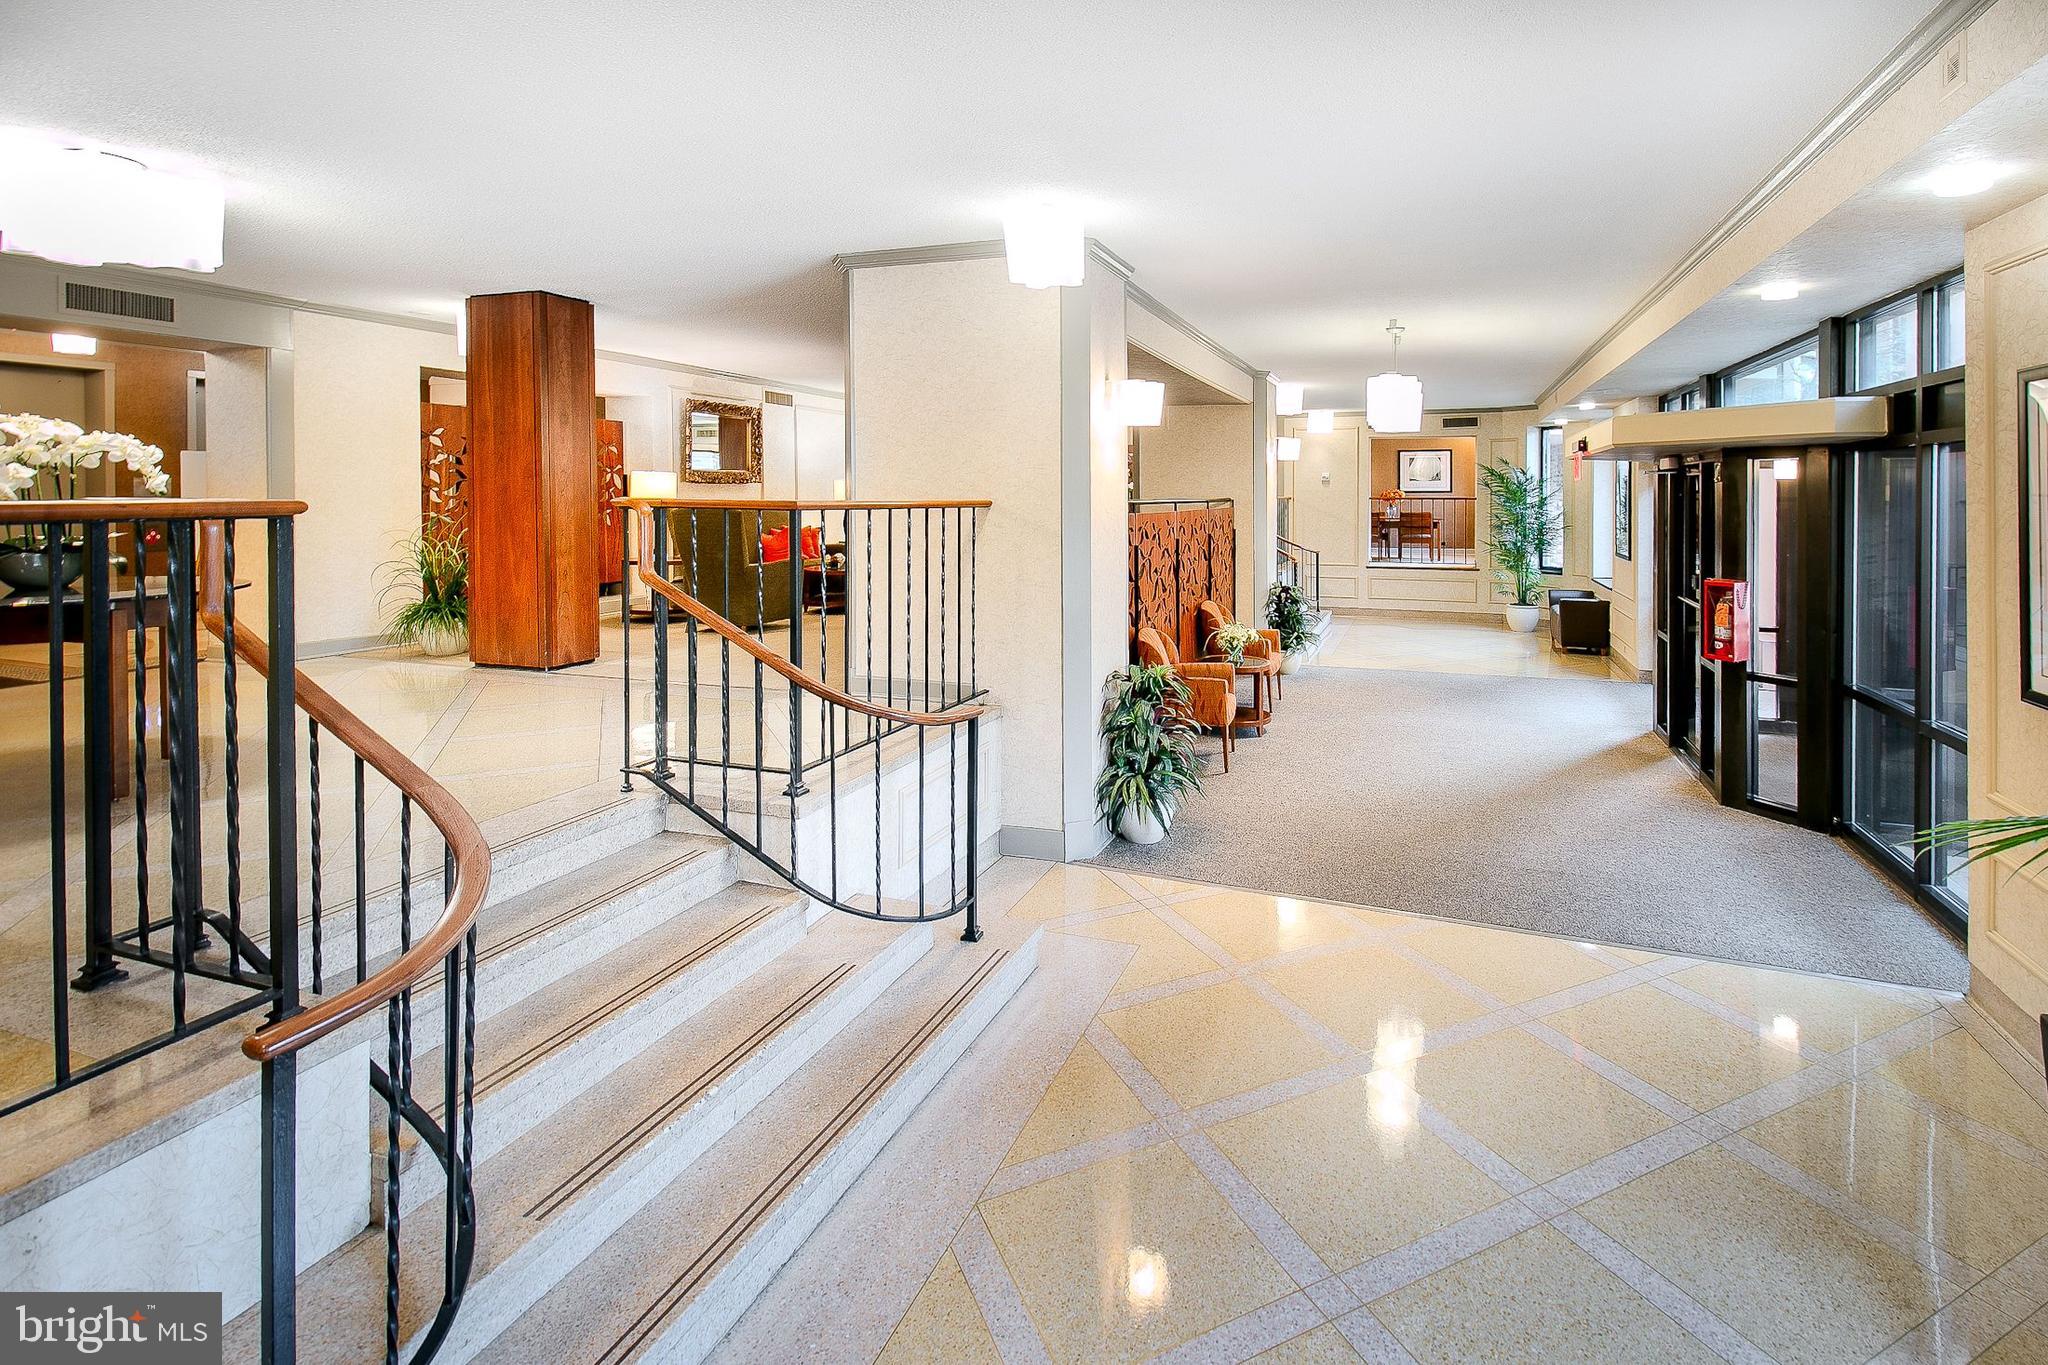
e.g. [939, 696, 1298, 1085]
[418, 403, 625, 589]
[1128, 506, 1235, 660]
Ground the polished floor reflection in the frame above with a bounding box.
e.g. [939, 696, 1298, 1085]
[1315, 610, 1622, 681]
[872, 865, 2048, 1364]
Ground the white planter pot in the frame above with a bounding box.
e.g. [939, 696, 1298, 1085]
[417, 621, 470, 657]
[1117, 807, 1170, 845]
[1278, 652, 1302, 675]
[1503, 604, 1541, 633]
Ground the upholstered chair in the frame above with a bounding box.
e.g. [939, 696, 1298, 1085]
[1134, 625, 1237, 772]
[1194, 598, 1284, 705]
[1547, 588, 1610, 654]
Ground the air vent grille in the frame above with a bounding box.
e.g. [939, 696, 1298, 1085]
[63, 281, 176, 323]
[763, 390, 794, 406]
[1440, 415, 1480, 430]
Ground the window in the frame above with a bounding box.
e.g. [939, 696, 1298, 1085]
[1720, 339, 1819, 407]
[1538, 426, 1564, 574]
[1933, 275, 1965, 371]
[1660, 386, 1703, 412]
[1591, 461, 1615, 587]
[1848, 296, 1919, 390]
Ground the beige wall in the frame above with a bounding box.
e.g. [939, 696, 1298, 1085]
[1136, 403, 1256, 614]
[0, 333, 202, 493]
[1963, 188, 2048, 1056]
[848, 256, 1067, 839]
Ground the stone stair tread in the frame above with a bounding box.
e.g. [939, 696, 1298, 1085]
[223, 912, 927, 1363]
[484, 924, 1039, 1365]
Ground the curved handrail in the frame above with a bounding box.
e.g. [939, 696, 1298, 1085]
[628, 506, 987, 728]
[190, 523, 491, 1063]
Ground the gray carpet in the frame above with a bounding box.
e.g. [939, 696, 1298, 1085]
[1088, 664, 1968, 991]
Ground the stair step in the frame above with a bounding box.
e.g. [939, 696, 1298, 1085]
[223, 912, 933, 1364]
[397, 878, 814, 1209]
[481, 924, 1040, 1365]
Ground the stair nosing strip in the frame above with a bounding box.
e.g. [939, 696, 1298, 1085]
[463, 902, 785, 1103]
[598, 948, 1010, 1365]
[348, 795, 641, 910]
[521, 962, 857, 1223]
[475, 850, 708, 968]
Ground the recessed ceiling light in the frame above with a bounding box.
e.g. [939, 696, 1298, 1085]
[1576, 401, 1597, 411]
[1924, 162, 1999, 198]
[51, 332, 96, 355]
[1758, 282, 1800, 301]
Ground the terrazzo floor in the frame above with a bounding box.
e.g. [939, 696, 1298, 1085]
[814, 863, 2048, 1365]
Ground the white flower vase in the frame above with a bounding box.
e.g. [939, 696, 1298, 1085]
[1504, 604, 1541, 633]
[417, 621, 470, 657]
[1117, 806, 1169, 845]
[1278, 652, 1302, 675]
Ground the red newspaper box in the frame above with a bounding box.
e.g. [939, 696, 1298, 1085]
[1702, 579, 1750, 662]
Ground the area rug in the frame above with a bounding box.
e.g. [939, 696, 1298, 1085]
[1087, 664, 1968, 991]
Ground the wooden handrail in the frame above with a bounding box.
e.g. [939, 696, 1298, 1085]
[0, 497, 309, 523]
[629, 507, 986, 727]
[191, 523, 491, 1063]
[615, 497, 990, 513]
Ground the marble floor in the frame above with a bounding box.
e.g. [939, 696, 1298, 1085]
[840, 863, 2048, 1365]
[1313, 610, 1623, 682]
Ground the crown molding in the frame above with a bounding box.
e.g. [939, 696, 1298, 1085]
[1538, 0, 1997, 408]
[1123, 279, 1256, 380]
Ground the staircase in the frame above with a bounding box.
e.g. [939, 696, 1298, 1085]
[220, 791, 1037, 1364]
[0, 495, 1023, 1364]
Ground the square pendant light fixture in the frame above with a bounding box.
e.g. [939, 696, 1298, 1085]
[1002, 200, 1084, 288]
[1274, 381, 1305, 416]
[1109, 378, 1165, 427]
[0, 138, 224, 272]
[1366, 320, 1424, 433]
[1306, 409, 1334, 434]
[1274, 436, 1301, 462]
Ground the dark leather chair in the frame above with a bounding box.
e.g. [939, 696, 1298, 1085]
[1548, 589, 1609, 654]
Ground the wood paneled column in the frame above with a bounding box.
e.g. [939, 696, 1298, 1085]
[465, 291, 598, 668]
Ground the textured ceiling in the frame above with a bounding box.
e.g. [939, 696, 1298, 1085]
[1, 1, 1947, 405]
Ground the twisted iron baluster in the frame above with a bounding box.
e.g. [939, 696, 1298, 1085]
[385, 994, 401, 1365]
[916, 729, 927, 919]
[222, 522, 243, 981]
[131, 520, 150, 952]
[308, 719, 323, 993]
[354, 755, 367, 984]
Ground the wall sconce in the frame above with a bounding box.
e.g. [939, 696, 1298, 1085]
[1774, 457, 1799, 481]
[627, 469, 678, 500]
[1274, 436, 1301, 462]
[1109, 378, 1165, 427]
[1306, 409, 1334, 434]
[51, 333, 97, 356]
[1274, 381, 1304, 416]
[1002, 200, 1084, 288]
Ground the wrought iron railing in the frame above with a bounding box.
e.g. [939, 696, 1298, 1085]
[1369, 495, 1477, 566]
[619, 499, 989, 937]
[1, 499, 490, 1365]
[1276, 534, 1321, 610]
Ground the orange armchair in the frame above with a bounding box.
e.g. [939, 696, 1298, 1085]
[1135, 626, 1237, 772]
[1195, 599, 1284, 703]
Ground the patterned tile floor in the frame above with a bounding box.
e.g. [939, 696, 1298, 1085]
[863, 864, 2048, 1365]
[1313, 611, 1624, 682]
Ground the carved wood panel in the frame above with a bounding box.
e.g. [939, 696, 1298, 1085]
[597, 418, 625, 586]
[421, 402, 471, 543]
[1126, 507, 1238, 663]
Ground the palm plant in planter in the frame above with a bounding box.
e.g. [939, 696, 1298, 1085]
[1097, 663, 1203, 844]
[1477, 461, 1562, 631]
[379, 516, 469, 656]
[1265, 582, 1315, 672]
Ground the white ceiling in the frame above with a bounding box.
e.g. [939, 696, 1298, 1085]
[1128, 344, 1244, 406]
[1, 0, 1949, 404]
[1586, 58, 2048, 403]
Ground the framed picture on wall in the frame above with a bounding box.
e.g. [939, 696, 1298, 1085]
[1615, 461, 1633, 561]
[1398, 449, 1453, 493]
[2022, 364, 2048, 708]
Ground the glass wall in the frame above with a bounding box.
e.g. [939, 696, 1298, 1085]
[1748, 459, 1799, 809]
[1538, 426, 1564, 574]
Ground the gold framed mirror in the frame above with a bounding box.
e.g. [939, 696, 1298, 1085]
[680, 398, 764, 484]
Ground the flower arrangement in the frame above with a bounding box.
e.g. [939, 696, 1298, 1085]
[1, 414, 170, 504]
[1212, 620, 1259, 665]
[1375, 488, 1404, 506]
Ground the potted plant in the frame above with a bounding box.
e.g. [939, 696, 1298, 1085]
[1096, 663, 1202, 844]
[379, 516, 469, 656]
[1, 414, 169, 593]
[1476, 461, 1562, 632]
[1265, 582, 1315, 673]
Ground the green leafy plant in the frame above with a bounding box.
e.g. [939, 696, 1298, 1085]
[379, 516, 469, 646]
[1096, 663, 1203, 829]
[1476, 461, 1563, 607]
[1212, 621, 1258, 665]
[1917, 815, 2048, 879]
[1265, 582, 1315, 654]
